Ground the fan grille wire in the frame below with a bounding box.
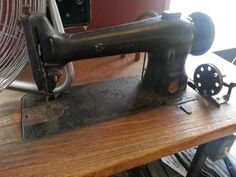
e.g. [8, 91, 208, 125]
[0, 0, 46, 92]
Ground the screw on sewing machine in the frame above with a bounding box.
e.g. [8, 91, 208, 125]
[95, 43, 104, 52]
[76, 0, 84, 5]
[48, 71, 61, 83]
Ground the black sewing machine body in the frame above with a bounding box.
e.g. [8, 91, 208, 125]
[22, 11, 214, 96]
[20, 11, 215, 140]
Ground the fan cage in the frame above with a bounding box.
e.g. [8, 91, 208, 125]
[0, 0, 46, 92]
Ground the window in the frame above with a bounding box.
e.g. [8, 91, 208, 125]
[170, 0, 236, 51]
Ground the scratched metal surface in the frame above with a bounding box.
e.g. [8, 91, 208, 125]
[22, 76, 199, 140]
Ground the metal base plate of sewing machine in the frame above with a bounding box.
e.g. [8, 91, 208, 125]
[21, 76, 199, 141]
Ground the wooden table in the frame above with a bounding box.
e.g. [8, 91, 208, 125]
[0, 53, 236, 177]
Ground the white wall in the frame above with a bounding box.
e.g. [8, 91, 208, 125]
[170, 0, 236, 51]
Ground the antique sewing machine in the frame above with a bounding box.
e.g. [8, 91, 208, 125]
[20, 10, 215, 140]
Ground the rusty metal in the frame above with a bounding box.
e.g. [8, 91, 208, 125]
[22, 76, 199, 140]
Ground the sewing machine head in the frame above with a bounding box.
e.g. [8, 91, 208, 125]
[19, 11, 216, 140]
[21, 11, 214, 98]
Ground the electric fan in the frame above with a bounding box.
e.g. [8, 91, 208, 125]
[0, 0, 74, 94]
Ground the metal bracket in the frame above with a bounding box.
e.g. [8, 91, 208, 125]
[186, 135, 236, 177]
[191, 63, 236, 106]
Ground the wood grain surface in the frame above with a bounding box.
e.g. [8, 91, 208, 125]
[0, 53, 236, 177]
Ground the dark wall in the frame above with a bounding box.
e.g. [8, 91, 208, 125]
[66, 0, 167, 32]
